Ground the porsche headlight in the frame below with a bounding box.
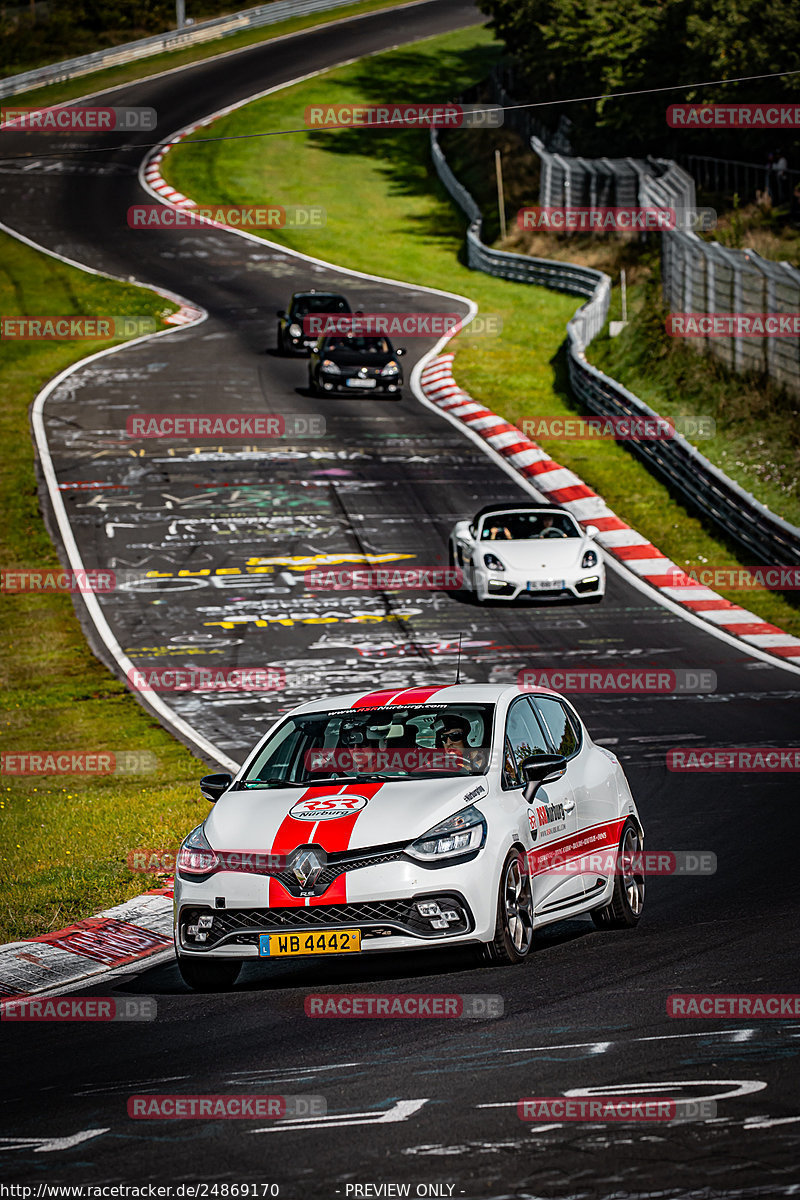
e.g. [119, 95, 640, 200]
[288, 322, 303, 338]
[407, 804, 486, 861]
[176, 824, 219, 876]
[483, 553, 505, 571]
[581, 549, 598, 568]
[321, 359, 341, 374]
[380, 360, 400, 376]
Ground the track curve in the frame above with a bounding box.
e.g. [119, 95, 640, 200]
[1, 4, 799, 1194]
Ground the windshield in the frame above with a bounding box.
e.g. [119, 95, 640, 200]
[238, 704, 495, 786]
[480, 511, 579, 540]
[323, 336, 390, 354]
[292, 294, 349, 317]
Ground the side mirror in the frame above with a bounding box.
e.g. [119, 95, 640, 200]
[519, 754, 568, 802]
[395, 347, 406, 357]
[200, 772, 232, 803]
[585, 524, 599, 539]
[277, 309, 287, 320]
[469, 523, 476, 538]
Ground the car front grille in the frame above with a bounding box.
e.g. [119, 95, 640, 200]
[180, 894, 472, 949]
[273, 848, 404, 896]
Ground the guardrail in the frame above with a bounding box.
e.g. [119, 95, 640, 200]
[430, 127, 800, 566]
[0, 0, 363, 98]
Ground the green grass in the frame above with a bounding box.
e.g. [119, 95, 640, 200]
[162, 25, 800, 637]
[0, 233, 208, 944]
[5, 0, 413, 111]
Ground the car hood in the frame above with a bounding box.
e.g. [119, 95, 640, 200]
[481, 540, 587, 572]
[203, 777, 488, 854]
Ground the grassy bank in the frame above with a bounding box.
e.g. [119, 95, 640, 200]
[0, 233, 207, 944]
[162, 25, 800, 636]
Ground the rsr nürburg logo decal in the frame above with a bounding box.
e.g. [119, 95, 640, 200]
[289, 795, 369, 821]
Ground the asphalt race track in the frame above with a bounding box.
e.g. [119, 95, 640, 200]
[1, 2, 799, 1195]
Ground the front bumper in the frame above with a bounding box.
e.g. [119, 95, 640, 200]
[318, 368, 403, 394]
[174, 852, 500, 960]
[480, 569, 605, 602]
[177, 891, 475, 958]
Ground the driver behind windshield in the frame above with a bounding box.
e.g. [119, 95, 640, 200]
[434, 714, 488, 773]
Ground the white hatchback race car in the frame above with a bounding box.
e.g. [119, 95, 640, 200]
[174, 683, 644, 991]
[449, 503, 605, 603]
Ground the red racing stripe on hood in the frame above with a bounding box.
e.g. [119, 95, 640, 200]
[269, 783, 344, 907]
[308, 781, 384, 906]
[268, 782, 384, 906]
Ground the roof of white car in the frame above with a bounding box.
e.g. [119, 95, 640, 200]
[288, 682, 561, 715]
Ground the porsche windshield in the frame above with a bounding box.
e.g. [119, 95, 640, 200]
[480, 511, 579, 540]
[239, 704, 495, 786]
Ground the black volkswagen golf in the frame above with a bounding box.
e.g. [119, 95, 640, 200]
[276, 291, 351, 354]
[308, 334, 406, 396]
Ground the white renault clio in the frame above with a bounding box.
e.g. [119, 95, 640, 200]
[174, 683, 644, 990]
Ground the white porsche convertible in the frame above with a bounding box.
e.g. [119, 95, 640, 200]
[174, 683, 644, 990]
[449, 504, 605, 603]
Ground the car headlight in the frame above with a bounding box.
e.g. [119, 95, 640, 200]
[380, 361, 400, 376]
[176, 825, 220, 876]
[582, 549, 598, 568]
[483, 553, 505, 571]
[321, 359, 341, 374]
[407, 804, 486, 862]
[288, 322, 303, 338]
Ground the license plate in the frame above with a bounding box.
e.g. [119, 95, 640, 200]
[346, 377, 376, 388]
[259, 929, 361, 957]
[528, 579, 564, 591]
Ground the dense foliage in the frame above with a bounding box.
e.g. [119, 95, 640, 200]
[479, 0, 800, 159]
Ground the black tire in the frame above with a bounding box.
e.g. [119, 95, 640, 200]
[177, 955, 241, 992]
[276, 325, 284, 354]
[308, 372, 320, 397]
[448, 542, 456, 567]
[581, 595, 604, 604]
[483, 849, 534, 965]
[591, 820, 645, 929]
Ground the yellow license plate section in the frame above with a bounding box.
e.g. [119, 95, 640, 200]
[259, 929, 361, 957]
